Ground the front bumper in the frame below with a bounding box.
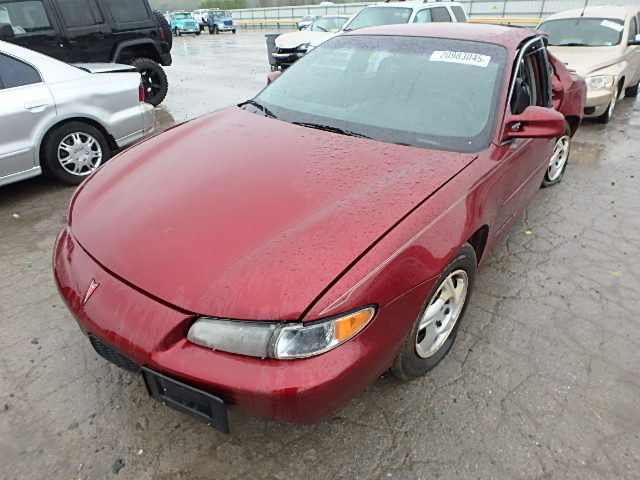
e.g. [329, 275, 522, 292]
[272, 50, 305, 68]
[583, 88, 616, 118]
[53, 227, 427, 427]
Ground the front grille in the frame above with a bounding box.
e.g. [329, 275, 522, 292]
[224, 20, 232, 26]
[89, 335, 139, 373]
[187, 22, 197, 27]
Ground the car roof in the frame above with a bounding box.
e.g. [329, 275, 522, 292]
[542, 5, 638, 22]
[360, 1, 462, 8]
[344, 22, 539, 51]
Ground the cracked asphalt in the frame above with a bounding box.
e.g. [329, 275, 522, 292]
[1, 30, 639, 480]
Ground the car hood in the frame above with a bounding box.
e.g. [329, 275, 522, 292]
[70, 107, 476, 320]
[276, 30, 336, 49]
[547, 46, 624, 77]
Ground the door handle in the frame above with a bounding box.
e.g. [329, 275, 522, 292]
[24, 100, 49, 112]
[94, 31, 105, 39]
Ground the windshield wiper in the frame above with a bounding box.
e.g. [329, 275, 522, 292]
[238, 99, 277, 118]
[292, 121, 371, 139]
[551, 42, 590, 47]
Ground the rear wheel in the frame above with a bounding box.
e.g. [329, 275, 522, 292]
[390, 244, 476, 380]
[42, 121, 110, 185]
[195, 31, 201, 36]
[208, 26, 214, 34]
[213, 25, 219, 34]
[130, 57, 168, 106]
[174, 27, 181, 36]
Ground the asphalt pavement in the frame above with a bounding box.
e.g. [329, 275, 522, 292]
[1, 29, 639, 480]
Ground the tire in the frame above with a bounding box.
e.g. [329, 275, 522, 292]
[213, 25, 219, 34]
[208, 27, 214, 34]
[130, 57, 168, 106]
[153, 10, 172, 49]
[41, 121, 110, 185]
[542, 123, 571, 188]
[390, 243, 477, 381]
[196, 31, 201, 35]
[596, 86, 618, 123]
[232, 29, 236, 34]
[174, 28, 181, 36]
[625, 82, 639, 97]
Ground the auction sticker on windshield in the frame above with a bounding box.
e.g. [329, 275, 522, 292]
[430, 51, 491, 68]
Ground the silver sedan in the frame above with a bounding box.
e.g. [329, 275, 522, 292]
[0, 40, 155, 186]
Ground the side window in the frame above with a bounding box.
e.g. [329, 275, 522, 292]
[105, 0, 149, 24]
[57, 0, 104, 28]
[451, 6, 467, 22]
[629, 17, 638, 42]
[413, 9, 432, 23]
[510, 41, 552, 114]
[431, 7, 451, 22]
[0, 53, 41, 89]
[0, 0, 53, 35]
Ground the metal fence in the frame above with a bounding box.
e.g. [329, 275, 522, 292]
[231, 0, 640, 27]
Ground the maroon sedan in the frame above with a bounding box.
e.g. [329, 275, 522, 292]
[54, 23, 585, 432]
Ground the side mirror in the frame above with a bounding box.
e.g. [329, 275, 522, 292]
[267, 70, 282, 85]
[503, 106, 566, 139]
[0, 23, 15, 40]
[629, 33, 640, 46]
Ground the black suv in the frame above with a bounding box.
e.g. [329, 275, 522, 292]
[0, 0, 172, 105]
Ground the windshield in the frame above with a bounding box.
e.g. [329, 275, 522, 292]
[345, 7, 412, 31]
[251, 35, 506, 153]
[210, 11, 232, 18]
[173, 13, 192, 20]
[309, 16, 348, 32]
[539, 18, 624, 46]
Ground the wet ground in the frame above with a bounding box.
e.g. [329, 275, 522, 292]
[1, 30, 639, 480]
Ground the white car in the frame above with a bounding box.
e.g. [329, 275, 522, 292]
[308, 1, 468, 50]
[297, 15, 318, 30]
[274, 15, 351, 69]
[0, 40, 154, 187]
[192, 9, 211, 31]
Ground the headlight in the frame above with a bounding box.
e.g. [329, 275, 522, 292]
[187, 306, 376, 360]
[586, 75, 615, 90]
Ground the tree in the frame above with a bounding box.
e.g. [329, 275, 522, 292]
[199, 0, 247, 9]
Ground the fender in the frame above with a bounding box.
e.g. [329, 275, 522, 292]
[111, 39, 160, 63]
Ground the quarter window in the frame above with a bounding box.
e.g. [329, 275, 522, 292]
[0, 0, 52, 35]
[106, 0, 149, 24]
[57, 0, 104, 28]
[413, 9, 432, 23]
[431, 7, 451, 22]
[0, 53, 41, 89]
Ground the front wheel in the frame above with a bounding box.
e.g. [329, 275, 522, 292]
[41, 121, 110, 185]
[390, 243, 477, 380]
[130, 57, 168, 106]
[213, 25, 219, 34]
[542, 125, 571, 188]
[195, 31, 201, 35]
[232, 29, 236, 34]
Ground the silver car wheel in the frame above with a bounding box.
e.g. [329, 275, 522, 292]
[57, 132, 103, 176]
[415, 269, 468, 358]
[547, 134, 570, 182]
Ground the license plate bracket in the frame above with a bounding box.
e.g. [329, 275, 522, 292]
[141, 367, 229, 433]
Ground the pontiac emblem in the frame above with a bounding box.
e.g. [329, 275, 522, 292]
[83, 279, 100, 305]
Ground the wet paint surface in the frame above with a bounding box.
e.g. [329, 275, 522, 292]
[1, 30, 639, 479]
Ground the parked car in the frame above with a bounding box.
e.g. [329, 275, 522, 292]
[192, 8, 211, 31]
[0, 0, 172, 106]
[0, 40, 154, 187]
[538, 5, 640, 123]
[306, 1, 467, 51]
[206, 9, 236, 34]
[53, 23, 584, 433]
[170, 11, 199, 36]
[273, 15, 350, 69]
[297, 15, 317, 30]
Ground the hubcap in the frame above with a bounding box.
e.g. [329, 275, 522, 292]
[547, 134, 570, 181]
[415, 270, 468, 358]
[57, 132, 102, 176]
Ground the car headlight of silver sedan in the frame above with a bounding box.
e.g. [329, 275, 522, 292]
[586, 75, 615, 90]
[187, 306, 376, 359]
